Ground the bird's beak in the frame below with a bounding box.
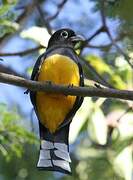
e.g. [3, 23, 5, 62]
[70, 35, 85, 43]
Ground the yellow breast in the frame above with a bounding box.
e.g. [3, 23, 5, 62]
[36, 54, 80, 133]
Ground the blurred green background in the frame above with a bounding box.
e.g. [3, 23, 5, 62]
[0, 0, 133, 180]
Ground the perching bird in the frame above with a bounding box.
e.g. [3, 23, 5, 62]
[30, 28, 84, 174]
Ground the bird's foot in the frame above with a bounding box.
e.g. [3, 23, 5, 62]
[24, 89, 30, 94]
[45, 81, 52, 85]
[67, 84, 73, 88]
[66, 84, 74, 96]
[94, 83, 102, 89]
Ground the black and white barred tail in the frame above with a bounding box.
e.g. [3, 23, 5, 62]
[37, 124, 71, 174]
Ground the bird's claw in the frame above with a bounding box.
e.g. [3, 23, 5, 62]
[45, 81, 52, 85]
[94, 83, 102, 89]
[24, 89, 30, 94]
[68, 84, 73, 88]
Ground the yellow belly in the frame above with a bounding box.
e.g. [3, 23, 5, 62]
[36, 54, 80, 133]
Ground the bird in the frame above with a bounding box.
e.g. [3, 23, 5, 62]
[30, 28, 84, 175]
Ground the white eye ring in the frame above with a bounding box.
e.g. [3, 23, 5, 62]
[61, 31, 69, 39]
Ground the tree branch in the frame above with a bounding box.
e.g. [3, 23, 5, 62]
[0, 2, 36, 47]
[34, 0, 52, 35]
[0, 45, 45, 57]
[0, 72, 133, 101]
[0, 64, 27, 78]
[100, 0, 133, 69]
[47, 0, 68, 21]
[79, 26, 106, 55]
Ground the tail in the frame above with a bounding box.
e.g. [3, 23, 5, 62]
[37, 122, 71, 175]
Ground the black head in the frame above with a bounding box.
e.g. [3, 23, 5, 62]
[47, 28, 84, 49]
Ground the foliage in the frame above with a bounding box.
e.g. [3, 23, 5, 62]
[0, 103, 38, 161]
[0, 144, 54, 180]
[84, 54, 128, 89]
[0, 0, 19, 37]
[70, 97, 133, 180]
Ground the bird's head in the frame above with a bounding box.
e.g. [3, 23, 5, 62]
[47, 28, 85, 49]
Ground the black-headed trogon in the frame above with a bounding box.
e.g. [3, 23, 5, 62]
[30, 28, 84, 174]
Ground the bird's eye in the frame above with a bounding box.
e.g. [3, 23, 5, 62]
[61, 31, 69, 39]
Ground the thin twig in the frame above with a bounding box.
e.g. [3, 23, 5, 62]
[117, 106, 133, 123]
[86, 43, 112, 50]
[86, 33, 125, 49]
[47, 0, 68, 21]
[87, 26, 106, 42]
[80, 26, 106, 55]
[0, 2, 36, 47]
[0, 64, 27, 78]
[100, 0, 133, 69]
[0, 72, 133, 101]
[0, 45, 45, 57]
[35, 0, 52, 35]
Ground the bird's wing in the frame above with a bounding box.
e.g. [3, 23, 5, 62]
[30, 53, 46, 105]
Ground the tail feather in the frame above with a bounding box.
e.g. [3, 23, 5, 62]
[41, 140, 54, 149]
[37, 124, 71, 174]
[54, 149, 71, 162]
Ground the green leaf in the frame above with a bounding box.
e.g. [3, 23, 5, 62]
[0, 144, 8, 157]
[109, 73, 126, 89]
[0, 19, 19, 30]
[112, 112, 133, 141]
[88, 105, 108, 145]
[119, 116, 133, 140]
[0, 5, 10, 16]
[26, 67, 33, 76]
[84, 54, 127, 89]
[113, 146, 132, 180]
[69, 97, 92, 143]
[0, 103, 38, 160]
[85, 55, 112, 75]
